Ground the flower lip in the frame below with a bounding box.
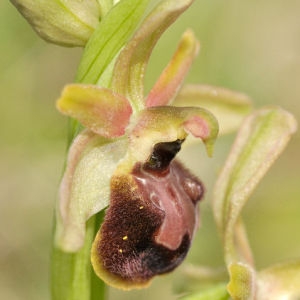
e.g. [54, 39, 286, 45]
[91, 137, 205, 289]
[92, 158, 204, 289]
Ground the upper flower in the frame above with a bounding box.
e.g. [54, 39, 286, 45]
[9, 0, 150, 47]
[10, 0, 102, 46]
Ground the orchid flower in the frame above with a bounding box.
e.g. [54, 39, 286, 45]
[11, 0, 298, 297]
[53, 0, 252, 290]
[55, 32, 217, 290]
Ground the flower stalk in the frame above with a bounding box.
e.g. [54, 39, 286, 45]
[51, 213, 106, 300]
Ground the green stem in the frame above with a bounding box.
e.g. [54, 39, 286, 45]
[51, 212, 106, 300]
[90, 213, 107, 300]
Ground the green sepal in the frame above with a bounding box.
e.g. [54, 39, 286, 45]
[111, 0, 194, 111]
[213, 106, 297, 265]
[55, 130, 127, 252]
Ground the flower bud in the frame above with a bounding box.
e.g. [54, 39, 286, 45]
[10, 0, 101, 46]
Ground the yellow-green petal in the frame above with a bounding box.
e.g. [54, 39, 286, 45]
[56, 84, 132, 138]
[146, 30, 199, 107]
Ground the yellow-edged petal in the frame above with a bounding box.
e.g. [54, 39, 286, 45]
[56, 84, 132, 138]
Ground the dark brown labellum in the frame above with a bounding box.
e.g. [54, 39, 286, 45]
[92, 141, 204, 289]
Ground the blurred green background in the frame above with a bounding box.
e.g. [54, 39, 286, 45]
[1, 1, 299, 299]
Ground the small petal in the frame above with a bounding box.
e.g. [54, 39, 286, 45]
[55, 130, 127, 252]
[212, 106, 297, 265]
[146, 30, 200, 107]
[92, 157, 204, 290]
[11, 0, 100, 46]
[111, 0, 194, 110]
[173, 84, 253, 135]
[127, 106, 219, 164]
[56, 84, 132, 138]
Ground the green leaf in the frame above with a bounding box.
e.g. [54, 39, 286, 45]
[111, 0, 194, 111]
[75, 0, 151, 84]
[212, 106, 297, 265]
[55, 130, 127, 252]
[173, 84, 253, 135]
[52, 213, 106, 300]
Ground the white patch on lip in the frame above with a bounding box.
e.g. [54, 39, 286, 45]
[150, 192, 160, 209]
